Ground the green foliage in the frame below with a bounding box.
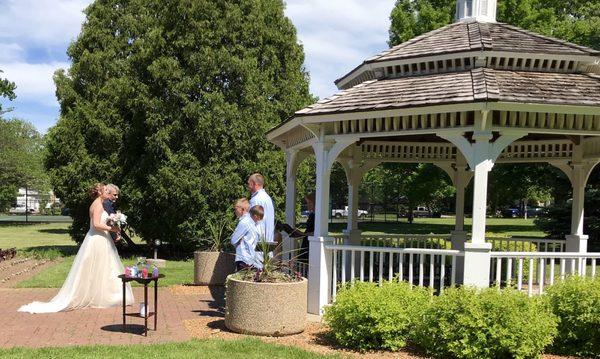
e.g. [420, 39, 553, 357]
[389, 0, 456, 46]
[46, 0, 313, 252]
[536, 188, 600, 248]
[489, 164, 556, 215]
[0, 69, 16, 114]
[361, 163, 454, 213]
[545, 275, 600, 357]
[0, 118, 48, 211]
[413, 287, 557, 359]
[200, 216, 235, 252]
[323, 280, 433, 351]
[389, 0, 600, 51]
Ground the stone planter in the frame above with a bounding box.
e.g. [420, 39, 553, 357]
[193, 251, 235, 285]
[225, 277, 307, 336]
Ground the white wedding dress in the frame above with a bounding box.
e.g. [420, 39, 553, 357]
[19, 211, 134, 313]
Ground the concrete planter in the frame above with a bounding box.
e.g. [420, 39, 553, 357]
[225, 277, 307, 336]
[193, 251, 235, 285]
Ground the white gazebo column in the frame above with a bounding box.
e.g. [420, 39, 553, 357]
[308, 138, 355, 315]
[566, 163, 588, 253]
[463, 133, 494, 287]
[450, 155, 471, 251]
[283, 149, 306, 260]
[440, 126, 522, 288]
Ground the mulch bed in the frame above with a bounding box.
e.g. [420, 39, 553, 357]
[0, 256, 62, 288]
[175, 285, 579, 359]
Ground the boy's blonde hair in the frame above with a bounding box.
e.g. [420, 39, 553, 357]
[249, 205, 264, 220]
[235, 198, 249, 211]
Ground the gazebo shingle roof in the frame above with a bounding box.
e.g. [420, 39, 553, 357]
[299, 68, 600, 116]
[369, 21, 599, 62]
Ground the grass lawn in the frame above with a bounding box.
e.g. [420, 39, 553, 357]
[5, 218, 546, 288]
[329, 217, 546, 238]
[0, 338, 338, 359]
[17, 256, 194, 288]
[0, 222, 75, 251]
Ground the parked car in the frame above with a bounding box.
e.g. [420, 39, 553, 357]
[501, 207, 520, 218]
[9, 205, 36, 214]
[501, 206, 544, 218]
[331, 206, 368, 219]
[60, 207, 71, 216]
[398, 206, 441, 218]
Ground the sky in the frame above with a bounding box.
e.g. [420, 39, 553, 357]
[0, 0, 396, 133]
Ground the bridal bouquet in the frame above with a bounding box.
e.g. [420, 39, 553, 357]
[107, 211, 127, 228]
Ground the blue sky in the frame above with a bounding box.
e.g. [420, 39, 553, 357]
[0, 0, 396, 133]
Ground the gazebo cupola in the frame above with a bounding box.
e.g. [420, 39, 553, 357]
[268, 1, 600, 315]
[456, 0, 497, 23]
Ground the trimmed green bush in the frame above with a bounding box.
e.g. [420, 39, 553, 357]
[323, 280, 432, 351]
[413, 287, 557, 359]
[546, 275, 600, 357]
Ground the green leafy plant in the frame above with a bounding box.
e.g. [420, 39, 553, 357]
[230, 239, 303, 283]
[323, 280, 433, 351]
[200, 217, 234, 252]
[545, 275, 600, 357]
[413, 287, 557, 359]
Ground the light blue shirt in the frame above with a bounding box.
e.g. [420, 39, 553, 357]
[231, 213, 260, 266]
[250, 188, 275, 243]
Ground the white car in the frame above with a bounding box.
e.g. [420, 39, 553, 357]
[9, 205, 36, 214]
[331, 206, 368, 219]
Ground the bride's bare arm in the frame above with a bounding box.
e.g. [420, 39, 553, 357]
[91, 203, 113, 231]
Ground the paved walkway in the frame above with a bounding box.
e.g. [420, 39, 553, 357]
[0, 286, 225, 348]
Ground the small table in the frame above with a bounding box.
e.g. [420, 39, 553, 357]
[118, 274, 164, 336]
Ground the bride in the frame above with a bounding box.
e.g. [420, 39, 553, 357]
[19, 183, 134, 313]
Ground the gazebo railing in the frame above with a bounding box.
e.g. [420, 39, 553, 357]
[332, 233, 451, 249]
[490, 252, 600, 296]
[325, 244, 464, 300]
[486, 237, 565, 252]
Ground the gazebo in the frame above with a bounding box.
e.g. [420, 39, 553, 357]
[267, 0, 600, 315]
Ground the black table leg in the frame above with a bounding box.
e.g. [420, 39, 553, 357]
[154, 279, 158, 330]
[144, 283, 148, 337]
[122, 280, 126, 331]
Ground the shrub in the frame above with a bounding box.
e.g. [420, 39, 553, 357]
[413, 287, 557, 359]
[546, 275, 600, 357]
[323, 280, 432, 351]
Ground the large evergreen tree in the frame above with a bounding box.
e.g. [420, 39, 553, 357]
[46, 0, 312, 254]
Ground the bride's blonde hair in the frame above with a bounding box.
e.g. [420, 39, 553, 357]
[88, 183, 105, 199]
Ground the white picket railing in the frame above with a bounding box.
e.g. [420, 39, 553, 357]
[486, 237, 565, 252]
[325, 244, 464, 299]
[490, 252, 600, 295]
[331, 233, 450, 249]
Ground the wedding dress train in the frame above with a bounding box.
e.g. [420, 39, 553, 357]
[18, 211, 134, 313]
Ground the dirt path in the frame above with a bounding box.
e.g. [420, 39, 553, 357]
[0, 257, 63, 288]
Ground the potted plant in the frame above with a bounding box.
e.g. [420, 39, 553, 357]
[225, 241, 307, 336]
[193, 218, 235, 285]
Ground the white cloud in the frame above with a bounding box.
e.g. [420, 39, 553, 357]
[285, 0, 396, 99]
[0, 43, 24, 62]
[0, 62, 69, 107]
[0, 0, 90, 47]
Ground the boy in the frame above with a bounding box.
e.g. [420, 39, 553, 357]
[230, 200, 264, 271]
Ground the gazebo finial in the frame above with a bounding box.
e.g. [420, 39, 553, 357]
[455, 0, 497, 23]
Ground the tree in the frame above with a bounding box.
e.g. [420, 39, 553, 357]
[0, 118, 47, 211]
[46, 0, 313, 254]
[0, 69, 16, 115]
[389, 0, 600, 50]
